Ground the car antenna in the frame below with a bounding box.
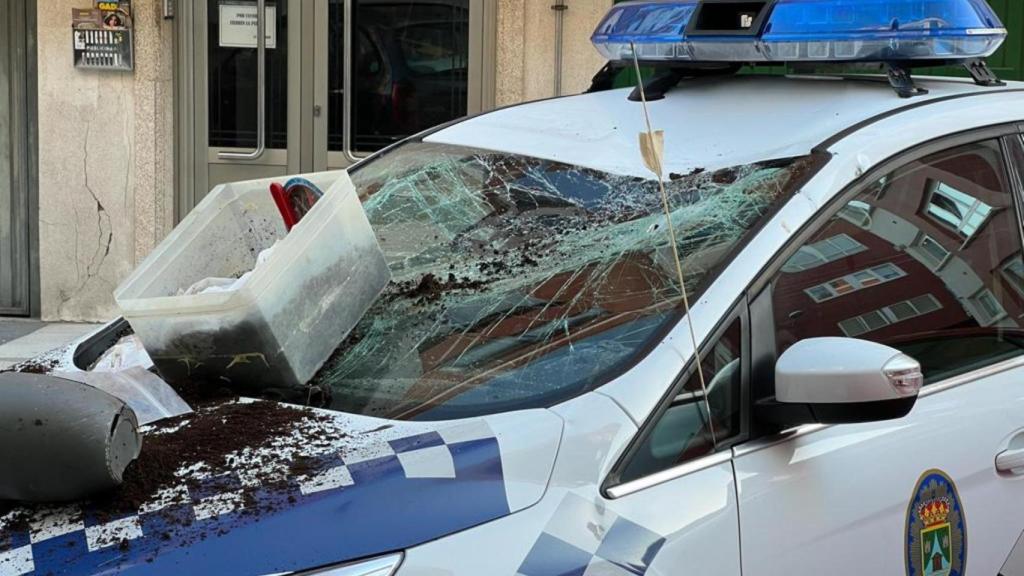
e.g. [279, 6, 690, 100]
[630, 42, 717, 447]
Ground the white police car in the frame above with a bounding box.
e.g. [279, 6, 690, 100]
[5, 0, 1024, 574]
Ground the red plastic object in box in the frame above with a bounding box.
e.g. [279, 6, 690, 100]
[270, 178, 324, 232]
[269, 182, 299, 230]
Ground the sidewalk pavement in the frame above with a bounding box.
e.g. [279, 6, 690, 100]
[0, 321, 102, 369]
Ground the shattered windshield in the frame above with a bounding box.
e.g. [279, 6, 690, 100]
[312, 141, 815, 420]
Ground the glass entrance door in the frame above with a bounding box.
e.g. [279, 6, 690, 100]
[320, 0, 475, 166]
[190, 0, 300, 204]
[187, 0, 488, 210]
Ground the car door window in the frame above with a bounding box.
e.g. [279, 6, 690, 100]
[619, 318, 743, 483]
[771, 139, 1024, 385]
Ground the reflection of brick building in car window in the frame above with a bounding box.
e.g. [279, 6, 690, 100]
[773, 140, 1023, 356]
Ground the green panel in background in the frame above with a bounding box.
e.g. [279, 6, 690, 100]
[607, 0, 1024, 84]
[978, 0, 1022, 80]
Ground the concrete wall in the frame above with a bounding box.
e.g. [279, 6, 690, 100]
[495, 0, 611, 106]
[36, 0, 174, 321]
[31, 0, 604, 321]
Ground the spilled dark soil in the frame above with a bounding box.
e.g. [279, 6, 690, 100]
[9, 357, 59, 375]
[168, 378, 238, 409]
[0, 502, 29, 553]
[390, 273, 489, 304]
[1, 400, 349, 567]
[96, 401, 333, 519]
[0, 401, 337, 546]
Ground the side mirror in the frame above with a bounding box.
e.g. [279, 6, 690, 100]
[756, 337, 923, 427]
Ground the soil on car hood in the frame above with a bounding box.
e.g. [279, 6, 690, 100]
[102, 401, 334, 518]
[0, 400, 337, 565]
[0, 399, 531, 575]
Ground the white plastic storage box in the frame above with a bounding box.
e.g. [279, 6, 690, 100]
[114, 170, 390, 397]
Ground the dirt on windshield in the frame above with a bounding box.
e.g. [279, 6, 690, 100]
[309, 149, 816, 419]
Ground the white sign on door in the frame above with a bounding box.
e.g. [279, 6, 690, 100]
[219, 2, 277, 49]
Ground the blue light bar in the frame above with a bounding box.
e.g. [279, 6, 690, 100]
[591, 0, 1007, 63]
[592, 1, 699, 61]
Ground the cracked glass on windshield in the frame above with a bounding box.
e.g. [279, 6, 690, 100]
[312, 141, 816, 420]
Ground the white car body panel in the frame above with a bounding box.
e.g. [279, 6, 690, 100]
[603, 83, 1024, 424]
[734, 360, 1024, 574]
[0, 404, 565, 575]
[14, 76, 1024, 575]
[426, 77, 985, 179]
[402, 393, 742, 576]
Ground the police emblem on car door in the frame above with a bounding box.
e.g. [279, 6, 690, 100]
[906, 470, 966, 576]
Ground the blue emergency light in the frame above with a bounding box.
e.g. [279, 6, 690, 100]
[592, 0, 1007, 64]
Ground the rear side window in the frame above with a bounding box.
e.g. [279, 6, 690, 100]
[771, 139, 1024, 384]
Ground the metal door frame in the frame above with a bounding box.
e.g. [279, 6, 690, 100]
[0, 0, 38, 317]
[176, 0, 497, 217]
[178, 0, 305, 217]
[312, 0, 497, 171]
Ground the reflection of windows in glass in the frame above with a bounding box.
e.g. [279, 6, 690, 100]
[925, 181, 993, 239]
[838, 294, 942, 337]
[838, 200, 873, 228]
[911, 234, 951, 270]
[968, 288, 1007, 326]
[771, 140, 1021, 387]
[782, 233, 866, 273]
[328, 0, 472, 154]
[804, 263, 907, 303]
[806, 285, 833, 302]
[1002, 258, 1024, 298]
[874, 263, 905, 280]
[620, 319, 743, 483]
[397, 24, 468, 72]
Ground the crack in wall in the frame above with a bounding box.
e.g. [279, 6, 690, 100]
[56, 120, 115, 317]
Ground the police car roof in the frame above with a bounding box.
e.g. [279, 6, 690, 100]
[426, 75, 1024, 178]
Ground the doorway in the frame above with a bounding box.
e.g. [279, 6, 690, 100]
[0, 0, 34, 316]
[178, 0, 495, 215]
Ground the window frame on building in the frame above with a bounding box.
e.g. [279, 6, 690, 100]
[910, 233, 952, 271]
[1001, 255, 1024, 301]
[175, 0, 498, 217]
[837, 294, 943, 338]
[780, 233, 867, 273]
[924, 178, 996, 241]
[803, 262, 908, 303]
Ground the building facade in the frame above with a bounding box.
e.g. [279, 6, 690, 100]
[1, 0, 1023, 321]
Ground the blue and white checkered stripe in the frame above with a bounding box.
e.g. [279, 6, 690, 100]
[0, 419, 504, 576]
[517, 493, 667, 576]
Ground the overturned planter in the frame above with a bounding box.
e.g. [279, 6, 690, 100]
[114, 170, 390, 397]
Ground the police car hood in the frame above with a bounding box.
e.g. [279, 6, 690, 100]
[0, 401, 563, 575]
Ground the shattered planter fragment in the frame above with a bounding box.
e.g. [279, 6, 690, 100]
[53, 367, 192, 425]
[114, 171, 391, 398]
[0, 373, 142, 502]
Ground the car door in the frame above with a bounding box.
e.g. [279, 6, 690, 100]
[998, 131, 1024, 576]
[734, 133, 1024, 575]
